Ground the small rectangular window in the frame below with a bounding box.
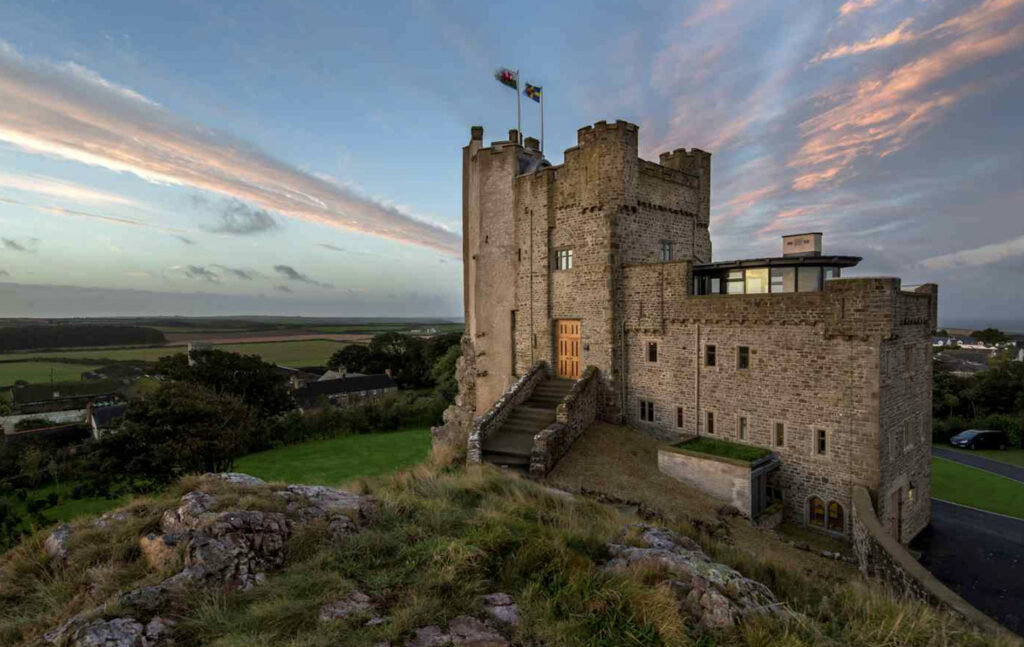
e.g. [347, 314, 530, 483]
[660, 240, 673, 262]
[903, 420, 911, 449]
[677, 407, 684, 429]
[706, 411, 715, 435]
[647, 341, 658, 363]
[774, 422, 785, 447]
[640, 400, 654, 422]
[554, 248, 573, 270]
[705, 344, 716, 367]
[726, 269, 744, 295]
[738, 416, 747, 440]
[816, 429, 827, 456]
[737, 346, 749, 369]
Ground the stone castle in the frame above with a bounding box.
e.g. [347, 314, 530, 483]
[437, 120, 936, 544]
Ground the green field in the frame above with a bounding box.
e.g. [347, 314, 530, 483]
[0, 362, 103, 385]
[8, 482, 129, 531]
[0, 339, 349, 385]
[233, 428, 431, 485]
[931, 457, 1024, 519]
[946, 446, 1024, 468]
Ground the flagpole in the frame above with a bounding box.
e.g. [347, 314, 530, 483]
[515, 69, 521, 144]
[540, 90, 544, 152]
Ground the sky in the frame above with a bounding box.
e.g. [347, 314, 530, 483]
[0, 0, 1022, 326]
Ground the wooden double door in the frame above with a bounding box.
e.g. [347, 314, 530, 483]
[556, 320, 581, 379]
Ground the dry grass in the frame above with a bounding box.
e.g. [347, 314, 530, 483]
[546, 422, 859, 588]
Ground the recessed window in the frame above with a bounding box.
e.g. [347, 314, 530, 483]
[554, 248, 573, 270]
[706, 411, 715, 435]
[677, 407, 684, 428]
[660, 240, 673, 262]
[827, 501, 844, 532]
[770, 267, 796, 293]
[767, 486, 783, 502]
[738, 416, 747, 440]
[774, 422, 785, 447]
[640, 400, 654, 422]
[815, 429, 827, 456]
[745, 268, 768, 294]
[809, 497, 825, 527]
[705, 344, 716, 367]
[797, 266, 821, 292]
[647, 341, 658, 363]
[902, 420, 912, 449]
[737, 346, 750, 369]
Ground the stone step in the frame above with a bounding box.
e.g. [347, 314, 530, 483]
[506, 409, 556, 424]
[482, 451, 530, 467]
[533, 383, 573, 396]
[525, 398, 562, 409]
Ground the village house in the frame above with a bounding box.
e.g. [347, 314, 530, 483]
[438, 121, 937, 544]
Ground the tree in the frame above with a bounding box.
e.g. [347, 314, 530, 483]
[431, 344, 461, 403]
[97, 382, 253, 483]
[368, 332, 426, 387]
[327, 344, 371, 372]
[971, 328, 1010, 345]
[155, 349, 294, 417]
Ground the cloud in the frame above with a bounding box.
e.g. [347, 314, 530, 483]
[920, 232, 1024, 269]
[183, 265, 218, 282]
[0, 170, 141, 206]
[175, 235, 196, 245]
[211, 264, 260, 280]
[0, 194, 190, 236]
[2, 237, 37, 252]
[789, 0, 1024, 190]
[0, 268, 8, 276]
[812, 19, 917, 63]
[319, 243, 345, 252]
[274, 285, 293, 293]
[838, 0, 877, 17]
[273, 264, 332, 288]
[200, 199, 278, 235]
[0, 43, 461, 255]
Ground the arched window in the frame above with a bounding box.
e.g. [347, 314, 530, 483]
[828, 501, 845, 532]
[808, 497, 825, 527]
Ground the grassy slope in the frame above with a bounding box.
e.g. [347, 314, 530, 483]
[931, 457, 1024, 519]
[1, 463, 1010, 647]
[946, 446, 1024, 468]
[233, 428, 431, 485]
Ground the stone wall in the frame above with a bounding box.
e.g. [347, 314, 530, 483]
[851, 486, 1012, 637]
[657, 446, 754, 517]
[467, 362, 547, 463]
[530, 366, 600, 476]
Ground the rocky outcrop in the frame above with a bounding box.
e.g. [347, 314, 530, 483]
[400, 616, 509, 647]
[481, 593, 520, 626]
[44, 474, 376, 647]
[44, 524, 73, 561]
[605, 525, 784, 628]
[431, 335, 477, 451]
[319, 591, 376, 622]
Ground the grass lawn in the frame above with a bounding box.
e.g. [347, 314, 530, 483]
[7, 482, 129, 532]
[669, 436, 772, 462]
[0, 361, 103, 385]
[945, 446, 1024, 469]
[931, 457, 1024, 519]
[233, 428, 431, 485]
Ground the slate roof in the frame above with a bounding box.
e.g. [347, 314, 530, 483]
[294, 374, 397, 407]
[91, 403, 127, 429]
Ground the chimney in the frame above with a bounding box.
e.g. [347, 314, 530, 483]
[524, 136, 539, 150]
[782, 233, 823, 257]
[508, 129, 520, 144]
[470, 126, 483, 141]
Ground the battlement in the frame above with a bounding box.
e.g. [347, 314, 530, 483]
[576, 119, 639, 146]
[659, 147, 711, 174]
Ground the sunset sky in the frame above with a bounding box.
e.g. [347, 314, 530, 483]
[0, 0, 1022, 325]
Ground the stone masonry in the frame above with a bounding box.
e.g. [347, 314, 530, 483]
[449, 120, 936, 542]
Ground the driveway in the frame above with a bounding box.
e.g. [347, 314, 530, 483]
[932, 447, 1024, 484]
[911, 499, 1024, 636]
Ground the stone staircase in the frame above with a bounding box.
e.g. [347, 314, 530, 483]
[480, 378, 574, 469]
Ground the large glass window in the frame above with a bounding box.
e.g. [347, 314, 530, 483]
[745, 268, 769, 294]
[726, 269, 744, 295]
[797, 266, 821, 292]
[824, 266, 841, 281]
[770, 267, 796, 293]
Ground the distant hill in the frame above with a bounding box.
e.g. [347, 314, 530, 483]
[0, 324, 165, 352]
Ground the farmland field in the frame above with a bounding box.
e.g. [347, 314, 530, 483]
[0, 339, 350, 385]
[0, 361, 103, 384]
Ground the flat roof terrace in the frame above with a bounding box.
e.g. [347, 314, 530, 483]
[692, 255, 862, 296]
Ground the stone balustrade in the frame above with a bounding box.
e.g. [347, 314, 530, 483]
[467, 362, 548, 463]
[531, 366, 599, 476]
